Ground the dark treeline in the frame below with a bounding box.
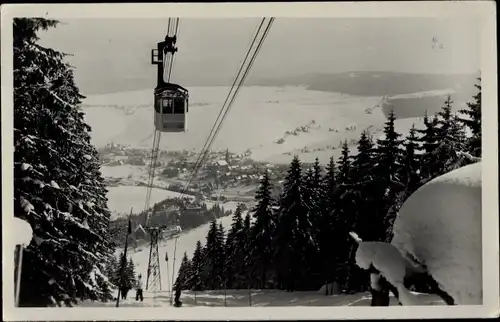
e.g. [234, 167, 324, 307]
[175, 81, 481, 294]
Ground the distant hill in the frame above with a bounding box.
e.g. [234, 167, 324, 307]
[253, 71, 479, 100]
[80, 71, 479, 98]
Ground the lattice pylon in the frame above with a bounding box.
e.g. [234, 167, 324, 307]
[146, 228, 162, 291]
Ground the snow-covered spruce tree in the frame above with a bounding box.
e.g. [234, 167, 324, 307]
[241, 211, 254, 287]
[315, 156, 341, 288]
[13, 18, 113, 306]
[185, 240, 205, 291]
[125, 258, 137, 290]
[332, 141, 360, 292]
[174, 252, 191, 290]
[217, 222, 227, 287]
[459, 77, 481, 157]
[399, 124, 423, 197]
[303, 159, 327, 287]
[349, 130, 380, 242]
[324, 156, 338, 208]
[274, 156, 317, 291]
[373, 110, 405, 241]
[224, 204, 245, 289]
[416, 111, 440, 179]
[203, 220, 225, 290]
[247, 172, 276, 289]
[433, 95, 470, 175]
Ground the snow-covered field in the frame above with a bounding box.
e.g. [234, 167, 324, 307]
[79, 289, 444, 307]
[83, 86, 460, 164]
[100, 164, 148, 181]
[106, 186, 194, 218]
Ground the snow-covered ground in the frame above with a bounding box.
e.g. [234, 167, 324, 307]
[106, 186, 194, 218]
[83, 86, 458, 164]
[79, 289, 444, 307]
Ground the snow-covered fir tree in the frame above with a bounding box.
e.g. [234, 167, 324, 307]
[124, 258, 137, 290]
[323, 156, 338, 211]
[349, 130, 380, 242]
[241, 211, 253, 287]
[274, 156, 317, 291]
[433, 95, 470, 175]
[186, 240, 205, 291]
[13, 18, 113, 306]
[175, 252, 191, 290]
[459, 77, 482, 157]
[224, 204, 245, 289]
[374, 110, 405, 241]
[399, 124, 423, 196]
[333, 140, 358, 288]
[417, 111, 440, 179]
[203, 220, 225, 289]
[247, 172, 276, 289]
[314, 157, 340, 288]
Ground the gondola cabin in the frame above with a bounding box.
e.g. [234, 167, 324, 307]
[154, 83, 189, 132]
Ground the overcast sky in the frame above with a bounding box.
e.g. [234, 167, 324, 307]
[38, 17, 481, 94]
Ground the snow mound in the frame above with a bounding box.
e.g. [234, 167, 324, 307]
[355, 242, 407, 287]
[13, 217, 33, 246]
[391, 162, 482, 305]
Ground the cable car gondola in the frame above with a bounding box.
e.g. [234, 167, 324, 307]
[151, 34, 189, 132]
[154, 83, 189, 132]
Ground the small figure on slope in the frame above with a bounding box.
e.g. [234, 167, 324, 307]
[174, 282, 182, 307]
[135, 274, 144, 302]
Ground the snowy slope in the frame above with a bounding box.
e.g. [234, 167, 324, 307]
[391, 162, 482, 305]
[84, 86, 460, 165]
[125, 201, 241, 290]
[79, 289, 443, 307]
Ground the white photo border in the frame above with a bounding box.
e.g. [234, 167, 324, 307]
[1, 1, 498, 320]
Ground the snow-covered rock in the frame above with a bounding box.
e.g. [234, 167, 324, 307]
[355, 242, 407, 287]
[391, 162, 482, 305]
[13, 217, 33, 246]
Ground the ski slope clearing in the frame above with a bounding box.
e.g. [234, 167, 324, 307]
[106, 186, 194, 218]
[83, 86, 456, 164]
[79, 289, 444, 307]
[123, 202, 241, 282]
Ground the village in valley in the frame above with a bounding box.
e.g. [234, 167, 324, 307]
[98, 142, 289, 203]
